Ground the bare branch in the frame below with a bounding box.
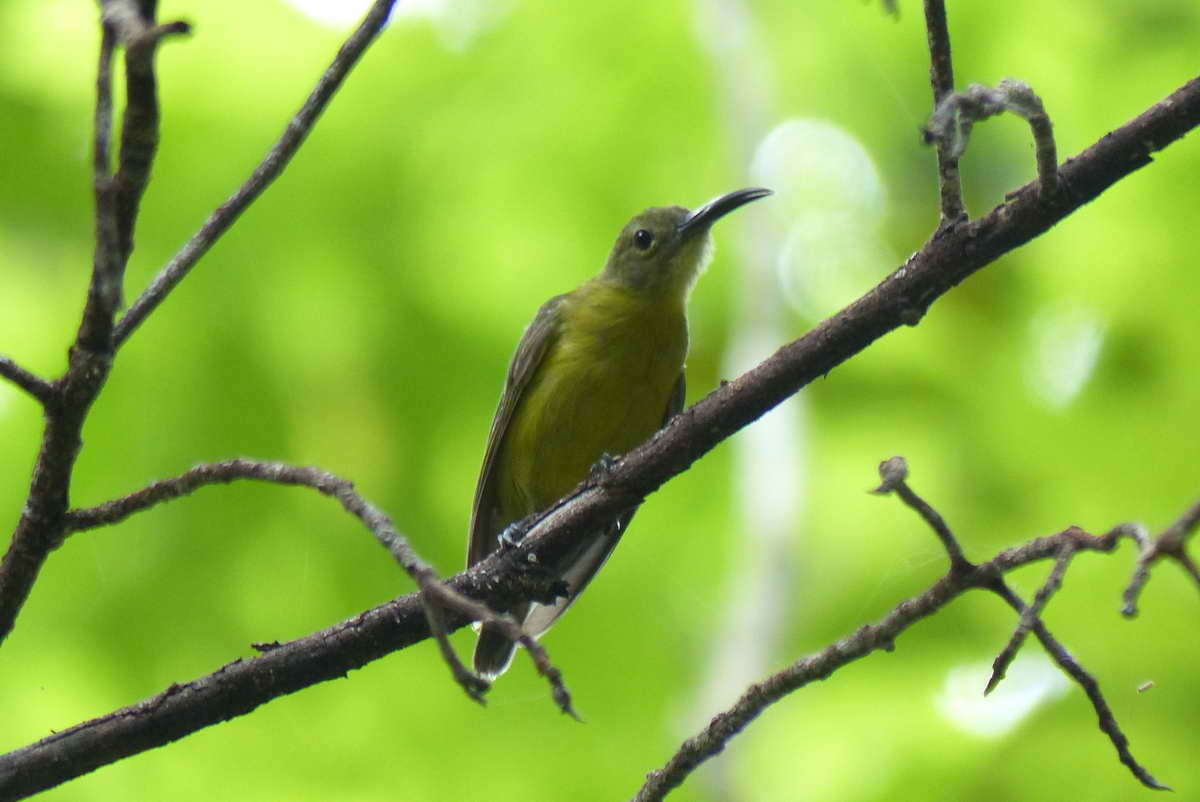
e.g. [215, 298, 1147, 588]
[922, 0, 964, 224]
[0, 2, 188, 641]
[84, 0, 189, 347]
[1123, 499, 1200, 616]
[634, 477, 1180, 802]
[988, 582, 1169, 791]
[924, 79, 1059, 196]
[0, 576, 473, 799]
[0, 357, 55, 406]
[64, 459, 575, 714]
[5, 450, 1194, 800]
[112, 0, 400, 348]
[872, 456, 972, 573]
[0, 516, 585, 799]
[0, 0, 400, 650]
[986, 543, 1074, 695]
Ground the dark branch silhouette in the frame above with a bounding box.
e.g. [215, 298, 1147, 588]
[922, 0, 964, 224]
[0, 0, 189, 645]
[0, 358, 53, 406]
[632, 460, 1180, 801]
[64, 459, 572, 714]
[0, 0, 1198, 797]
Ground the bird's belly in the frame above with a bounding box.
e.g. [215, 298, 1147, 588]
[498, 317, 685, 516]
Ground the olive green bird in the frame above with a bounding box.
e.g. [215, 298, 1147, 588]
[467, 188, 771, 679]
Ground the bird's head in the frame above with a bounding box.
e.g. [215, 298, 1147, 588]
[602, 187, 771, 300]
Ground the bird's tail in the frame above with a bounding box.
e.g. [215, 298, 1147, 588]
[473, 623, 518, 680]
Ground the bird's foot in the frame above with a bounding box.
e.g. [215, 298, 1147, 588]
[498, 522, 525, 550]
[498, 512, 540, 550]
[588, 452, 620, 482]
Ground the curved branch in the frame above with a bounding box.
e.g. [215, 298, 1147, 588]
[66, 459, 572, 712]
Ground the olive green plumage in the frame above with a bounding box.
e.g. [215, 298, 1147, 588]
[467, 188, 771, 679]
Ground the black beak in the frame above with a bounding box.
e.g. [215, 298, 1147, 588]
[678, 187, 772, 236]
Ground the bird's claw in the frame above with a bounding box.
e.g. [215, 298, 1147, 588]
[498, 521, 526, 550]
[588, 452, 620, 481]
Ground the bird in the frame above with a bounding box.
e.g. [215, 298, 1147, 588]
[466, 188, 772, 679]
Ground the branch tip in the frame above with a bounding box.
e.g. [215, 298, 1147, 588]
[872, 457, 972, 572]
[872, 455, 909, 493]
[0, 357, 56, 406]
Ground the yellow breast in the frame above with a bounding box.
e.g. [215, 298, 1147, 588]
[495, 279, 688, 518]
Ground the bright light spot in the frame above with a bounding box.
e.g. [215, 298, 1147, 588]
[749, 119, 891, 319]
[750, 119, 885, 221]
[283, 0, 511, 50]
[936, 655, 1069, 737]
[284, 0, 373, 28]
[1026, 305, 1105, 408]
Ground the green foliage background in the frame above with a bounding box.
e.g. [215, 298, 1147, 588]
[1, 1, 1197, 800]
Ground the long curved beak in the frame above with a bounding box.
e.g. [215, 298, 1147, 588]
[678, 187, 772, 236]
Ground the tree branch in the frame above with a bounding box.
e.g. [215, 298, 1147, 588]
[112, 0, 400, 348]
[632, 466, 1182, 802]
[1123, 499, 1200, 616]
[0, 1, 187, 646]
[65, 459, 573, 713]
[0, 357, 54, 406]
[0, 576, 478, 799]
[870, 461, 1167, 790]
[924, 79, 1059, 196]
[510, 75, 1200, 588]
[985, 541, 1074, 694]
[0, 6, 1195, 796]
[923, 0, 964, 224]
[0, 0, 397, 650]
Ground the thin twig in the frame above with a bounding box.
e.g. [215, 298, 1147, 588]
[634, 474, 1178, 801]
[985, 542, 1075, 694]
[0, 357, 55, 406]
[84, 1, 189, 345]
[872, 456, 972, 573]
[988, 582, 1169, 791]
[65, 459, 575, 714]
[112, 18, 192, 288]
[924, 80, 1059, 197]
[0, 0, 403, 650]
[112, 0, 401, 348]
[882, 467, 1165, 789]
[1159, 499, 1200, 552]
[0, 1, 188, 645]
[922, 0, 965, 224]
[1123, 499, 1200, 616]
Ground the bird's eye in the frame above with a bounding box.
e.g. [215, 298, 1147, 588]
[633, 229, 654, 250]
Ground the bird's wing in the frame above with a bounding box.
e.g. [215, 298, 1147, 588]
[466, 294, 567, 568]
[521, 371, 686, 638]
